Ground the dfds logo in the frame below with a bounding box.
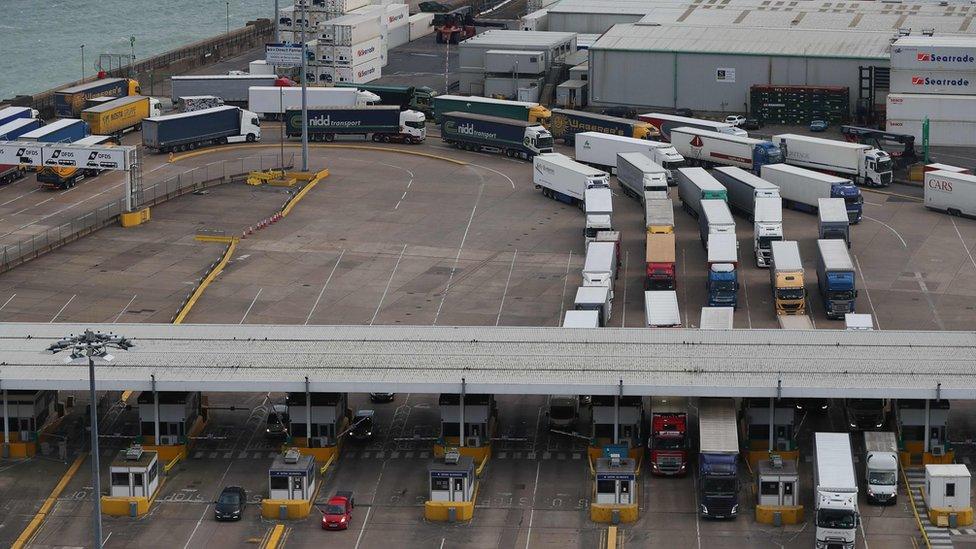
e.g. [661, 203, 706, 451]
[928, 178, 953, 192]
[917, 52, 975, 64]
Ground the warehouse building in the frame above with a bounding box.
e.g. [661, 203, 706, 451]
[458, 30, 577, 97]
[587, 23, 891, 113]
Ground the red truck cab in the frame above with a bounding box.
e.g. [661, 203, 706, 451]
[321, 491, 354, 530]
[649, 397, 688, 476]
[645, 233, 676, 290]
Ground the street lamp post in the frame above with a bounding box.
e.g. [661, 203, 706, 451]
[47, 330, 133, 549]
[81, 45, 85, 82]
[226, 1, 231, 34]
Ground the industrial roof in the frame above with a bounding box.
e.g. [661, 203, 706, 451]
[591, 23, 892, 59]
[462, 29, 577, 48]
[2, 323, 975, 398]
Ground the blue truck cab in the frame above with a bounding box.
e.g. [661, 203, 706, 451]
[751, 141, 784, 174]
[833, 183, 863, 223]
[816, 239, 857, 320]
[700, 453, 739, 519]
[706, 233, 738, 308]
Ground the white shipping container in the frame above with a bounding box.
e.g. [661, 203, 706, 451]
[327, 0, 370, 12]
[924, 170, 976, 217]
[890, 69, 976, 95]
[891, 36, 976, 71]
[319, 13, 382, 45]
[409, 13, 434, 41]
[385, 3, 409, 29]
[521, 9, 549, 32]
[312, 57, 382, 84]
[886, 118, 976, 147]
[317, 36, 382, 66]
[645, 291, 681, 327]
[248, 86, 378, 118]
[886, 93, 976, 123]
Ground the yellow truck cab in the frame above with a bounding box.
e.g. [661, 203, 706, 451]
[769, 240, 806, 315]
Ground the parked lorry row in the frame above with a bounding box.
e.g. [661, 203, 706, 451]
[773, 133, 892, 188]
[638, 112, 747, 142]
[670, 127, 783, 175]
[441, 112, 552, 160]
[142, 106, 261, 153]
[761, 163, 863, 223]
[285, 106, 426, 143]
[572, 132, 683, 182]
[711, 167, 783, 267]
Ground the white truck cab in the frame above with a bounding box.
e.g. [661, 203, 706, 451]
[400, 110, 427, 141]
[863, 431, 898, 505]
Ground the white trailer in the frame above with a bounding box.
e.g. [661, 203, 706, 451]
[700, 199, 736, 248]
[675, 167, 726, 219]
[752, 197, 783, 268]
[171, 74, 278, 104]
[644, 290, 681, 327]
[699, 307, 733, 330]
[711, 166, 780, 219]
[248, 60, 276, 76]
[761, 163, 862, 224]
[574, 285, 611, 326]
[773, 133, 892, 188]
[924, 170, 976, 218]
[584, 187, 613, 243]
[670, 127, 783, 173]
[814, 432, 859, 549]
[319, 13, 383, 45]
[645, 199, 675, 234]
[616, 152, 668, 202]
[886, 93, 976, 147]
[534, 153, 609, 205]
[891, 35, 976, 71]
[818, 198, 851, 247]
[563, 309, 599, 328]
[248, 86, 380, 118]
[583, 241, 617, 298]
[845, 313, 874, 331]
[778, 315, 814, 330]
[573, 131, 684, 181]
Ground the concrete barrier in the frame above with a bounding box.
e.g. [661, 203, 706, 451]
[756, 504, 804, 525]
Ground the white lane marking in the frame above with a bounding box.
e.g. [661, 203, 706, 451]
[913, 271, 946, 330]
[524, 461, 542, 549]
[0, 293, 15, 312]
[305, 249, 344, 325]
[433, 181, 484, 326]
[495, 250, 518, 326]
[240, 288, 263, 324]
[863, 215, 907, 248]
[371, 244, 407, 325]
[49, 294, 76, 323]
[0, 188, 39, 207]
[354, 506, 373, 549]
[557, 251, 573, 325]
[467, 162, 516, 189]
[391, 165, 415, 210]
[0, 182, 126, 241]
[693, 467, 702, 549]
[681, 248, 690, 327]
[741, 264, 753, 329]
[620, 251, 629, 327]
[951, 217, 976, 273]
[439, 539, 446, 549]
[852, 254, 881, 330]
[13, 195, 56, 214]
[113, 294, 137, 323]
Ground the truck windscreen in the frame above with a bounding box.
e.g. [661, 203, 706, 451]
[702, 477, 736, 495]
[868, 471, 897, 485]
[817, 508, 855, 529]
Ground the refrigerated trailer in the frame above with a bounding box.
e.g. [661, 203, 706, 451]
[572, 131, 683, 180]
[533, 152, 609, 205]
[818, 198, 851, 247]
[670, 127, 783, 175]
[752, 197, 783, 268]
[699, 199, 736, 248]
[814, 433, 859, 549]
[616, 152, 668, 202]
[645, 199, 675, 234]
[773, 133, 892, 188]
[711, 166, 780, 220]
[761, 163, 862, 223]
[142, 106, 260, 153]
[248, 86, 380, 118]
[924, 170, 976, 218]
[698, 398, 740, 519]
[676, 167, 726, 219]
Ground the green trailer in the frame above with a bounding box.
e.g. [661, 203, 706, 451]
[432, 95, 551, 125]
[336, 83, 437, 118]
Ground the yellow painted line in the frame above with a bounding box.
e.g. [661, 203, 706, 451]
[121, 390, 133, 402]
[318, 452, 336, 475]
[902, 466, 932, 549]
[172, 239, 238, 325]
[263, 524, 286, 549]
[280, 172, 324, 218]
[607, 526, 618, 549]
[168, 143, 468, 165]
[11, 452, 87, 549]
[164, 452, 184, 473]
[194, 235, 237, 243]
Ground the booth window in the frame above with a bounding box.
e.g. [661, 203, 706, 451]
[132, 473, 143, 487]
[442, 423, 460, 437]
[597, 479, 615, 494]
[111, 472, 128, 486]
[947, 483, 956, 497]
[270, 476, 289, 490]
[148, 463, 158, 484]
[761, 482, 779, 496]
[432, 477, 450, 491]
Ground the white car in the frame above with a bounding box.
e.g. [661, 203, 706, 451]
[725, 115, 746, 127]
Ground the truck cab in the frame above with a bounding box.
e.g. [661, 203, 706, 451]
[863, 148, 893, 187]
[399, 110, 427, 142]
[706, 233, 738, 308]
[529, 104, 551, 125]
[753, 197, 783, 268]
[770, 241, 806, 315]
[547, 395, 580, 429]
[700, 453, 739, 518]
[584, 187, 613, 242]
[831, 182, 863, 224]
[413, 86, 437, 117]
[649, 397, 688, 476]
[844, 398, 888, 430]
[651, 146, 685, 184]
[814, 432, 859, 549]
[863, 431, 898, 505]
[751, 141, 784, 172]
[526, 125, 554, 155]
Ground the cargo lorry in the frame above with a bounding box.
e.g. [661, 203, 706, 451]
[752, 197, 783, 268]
[37, 135, 115, 189]
[676, 167, 727, 219]
[814, 432, 859, 549]
[440, 112, 552, 160]
[55, 78, 140, 117]
[862, 431, 898, 505]
[698, 398, 740, 519]
[844, 398, 888, 431]
[170, 74, 277, 105]
[645, 198, 675, 234]
[248, 86, 380, 119]
[336, 83, 438, 118]
[616, 152, 668, 202]
[637, 112, 747, 142]
[549, 108, 658, 145]
[547, 395, 581, 428]
[645, 232, 676, 291]
[583, 241, 618, 298]
[699, 199, 736, 248]
[80, 95, 162, 138]
[142, 106, 261, 153]
[177, 96, 224, 112]
[670, 127, 783, 174]
[700, 307, 734, 329]
[924, 170, 976, 218]
[572, 131, 683, 181]
[0, 118, 44, 141]
[533, 152, 609, 205]
[649, 397, 689, 476]
[286, 106, 425, 143]
[816, 239, 857, 320]
[770, 241, 806, 315]
[706, 233, 738, 308]
[584, 186, 613, 242]
[433, 95, 550, 124]
[574, 285, 611, 326]
[0, 106, 39, 127]
[645, 290, 681, 327]
[711, 166, 780, 220]
[761, 163, 862, 224]
[773, 133, 893, 188]
[818, 198, 851, 247]
[563, 310, 599, 328]
[19, 119, 90, 143]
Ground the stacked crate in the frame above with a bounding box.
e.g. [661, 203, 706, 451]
[749, 85, 849, 125]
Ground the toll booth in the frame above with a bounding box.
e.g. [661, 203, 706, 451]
[755, 455, 803, 525]
[1, 390, 58, 458]
[262, 448, 319, 519]
[101, 445, 161, 517]
[896, 399, 954, 465]
[590, 395, 644, 460]
[425, 451, 477, 522]
[925, 464, 973, 527]
[437, 394, 496, 464]
[138, 391, 202, 446]
[286, 392, 349, 455]
[741, 398, 798, 468]
[591, 454, 639, 523]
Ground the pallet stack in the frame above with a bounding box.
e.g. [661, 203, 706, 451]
[749, 85, 849, 125]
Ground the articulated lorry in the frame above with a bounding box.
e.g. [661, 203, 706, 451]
[549, 108, 658, 145]
[533, 152, 609, 205]
[0, 106, 39, 127]
[248, 86, 380, 119]
[638, 112, 747, 142]
[711, 166, 780, 219]
[20, 119, 90, 143]
[816, 239, 857, 320]
[706, 233, 738, 309]
[698, 398, 740, 519]
[773, 133, 893, 188]
[645, 198, 674, 234]
[769, 241, 806, 315]
[751, 197, 783, 268]
[0, 118, 44, 141]
[644, 290, 681, 327]
[584, 186, 613, 242]
[676, 167, 727, 219]
[818, 198, 851, 247]
[336, 83, 437, 117]
[55, 78, 140, 117]
[699, 199, 736, 248]
[862, 431, 898, 505]
[37, 134, 115, 189]
[286, 106, 425, 143]
[616, 152, 668, 202]
[670, 127, 783, 175]
[440, 112, 552, 160]
[433, 95, 550, 124]
[761, 163, 862, 224]
[170, 74, 278, 105]
[924, 170, 976, 218]
[814, 432, 859, 549]
[645, 232, 676, 291]
[583, 241, 618, 299]
[81, 96, 162, 138]
[649, 397, 689, 476]
[142, 106, 261, 153]
[572, 132, 683, 181]
[574, 285, 611, 327]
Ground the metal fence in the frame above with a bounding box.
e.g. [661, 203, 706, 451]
[0, 154, 294, 274]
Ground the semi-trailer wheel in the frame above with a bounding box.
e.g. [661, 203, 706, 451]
[381, 135, 391, 143]
[324, 134, 335, 142]
[246, 134, 256, 143]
